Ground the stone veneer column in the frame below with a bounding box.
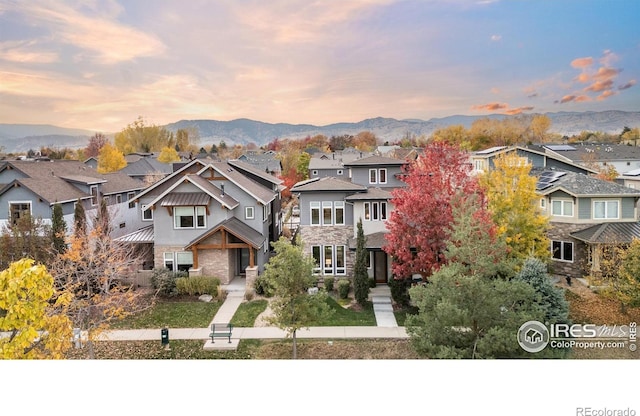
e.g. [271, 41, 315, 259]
[245, 266, 258, 294]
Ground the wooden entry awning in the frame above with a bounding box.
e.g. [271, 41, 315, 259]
[184, 217, 265, 269]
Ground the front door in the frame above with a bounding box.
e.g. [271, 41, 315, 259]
[237, 248, 250, 275]
[373, 251, 388, 284]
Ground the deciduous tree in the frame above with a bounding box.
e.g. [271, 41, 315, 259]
[85, 133, 109, 158]
[384, 142, 481, 280]
[97, 142, 127, 173]
[263, 237, 332, 359]
[0, 259, 73, 359]
[479, 151, 549, 263]
[158, 146, 181, 163]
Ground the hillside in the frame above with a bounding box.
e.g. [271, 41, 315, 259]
[1, 110, 639, 153]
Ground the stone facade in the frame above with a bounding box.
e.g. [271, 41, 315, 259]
[299, 225, 355, 279]
[547, 222, 589, 279]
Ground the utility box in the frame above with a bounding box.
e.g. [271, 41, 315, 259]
[161, 328, 169, 345]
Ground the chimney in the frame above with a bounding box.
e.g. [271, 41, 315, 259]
[221, 184, 225, 197]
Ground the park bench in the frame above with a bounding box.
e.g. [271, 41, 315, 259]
[209, 323, 233, 343]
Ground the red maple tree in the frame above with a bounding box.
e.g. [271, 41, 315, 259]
[383, 142, 481, 280]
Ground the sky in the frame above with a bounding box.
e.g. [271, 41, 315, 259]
[0, 0, 638, 133]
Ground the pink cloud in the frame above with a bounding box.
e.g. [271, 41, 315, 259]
[505, 106, 534, 115]
[571, 57, 593, 69]
[574, 95, 591, 102]
[560, 95, 576, 103]
[597, 90, 617, 101]
[619, 80, 637, 90]
[471, 102, 508, 111]
[593, 67, 620, 81]
[585, 79, 614, 92]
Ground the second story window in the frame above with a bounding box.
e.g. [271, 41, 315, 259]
[369, 168, 387, 184]
[593, 200, 619, 219]
[379, 169, 387, 184]
[364, 201, 387, 221]
[245, 206, 255, 220]
[174, 206, 206, 229]
[311, 202, 321, 225]
[551, 199, 573, 217]
[142, 205, 153, 221]
[90, 185, 98, 206]
[369, 169, 377, 184]
[334, 201, 345, 225]
[322, 201, 333, 225]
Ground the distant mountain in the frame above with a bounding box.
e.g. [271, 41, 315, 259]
[1, 111, 639, 153]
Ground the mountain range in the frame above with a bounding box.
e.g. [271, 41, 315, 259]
[1, 110, 638, 153]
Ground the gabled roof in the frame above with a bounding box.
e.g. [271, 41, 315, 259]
[132, 158, 210, 202]
[544, 143, 640, 162]
[571, 222, 640, 244]
[290, 177, 367, 193]
[536, 170, 640, 197]
[343, 155, 407, 167]
[308, 158, 345, 170]
[184, 217, 264, 249]
[199, 162, 277, 205]
[345, 187, 394, 200]
[228, 159, 283, 186]
[144, 174, 239, 210]
[114, 225, 154, 243]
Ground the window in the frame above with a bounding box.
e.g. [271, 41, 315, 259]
[164, 252, 174, 271]
[366, 251, 372, 269]
[263, 204, 270, 222]
[322, 201, 333, 225]
[312, 246, 321, 274]
[324, 246, 333, 275]
[593, 200, 619, 219]
[311, 245, 347, 275]
[552, 241, 573, 262]
[116, 194, 122, 204]
[119, 222, 126, 229]
[540, 198, 546, 208]
[142, 205, 153, 221]
[334, 201, 344, 225]
[90, 185, 98, 206]
[9, 202, 31, 224]
[176, 252, 193, 272]
[311, 202, 320, 225]
[369, 169, 377, 184]
[245, 206, 255, 220]
[474, 160, 484, 171]
[103, 196, 110, 205]
[174, 206, 206, 229]
[364, 201, 387, 221]
[551, 199, 573, 217]
[128, 192, 136, 209]
[379, 169, 387, 184]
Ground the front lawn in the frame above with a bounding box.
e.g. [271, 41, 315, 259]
[312, 296, 377, 326]
[110, 298, 222, 329]
[230, 299, 268, 327]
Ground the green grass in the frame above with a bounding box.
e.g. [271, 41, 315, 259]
[394, 306, 419, 327]
[312, 296, 377, 326]
[110, 299, 222, 329]
[230, 299, 268, 327]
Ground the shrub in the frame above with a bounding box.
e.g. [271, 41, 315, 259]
[369, 278, 376, 288]
[337, 279, 350, 299]
[324, 277, 335, 292]
[175, 276, 220, 296]
[254, 274, 275, 297]
[389, 276, 411, 307]
[150, 269, 187, 297]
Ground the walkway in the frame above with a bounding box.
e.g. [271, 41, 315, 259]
[98, 278, 407, 348]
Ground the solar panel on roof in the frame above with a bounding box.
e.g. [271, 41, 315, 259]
[545, 145, 576, 151]
[476, 146, 507, 155]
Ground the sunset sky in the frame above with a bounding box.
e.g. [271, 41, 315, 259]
[0, 0, 638, 133]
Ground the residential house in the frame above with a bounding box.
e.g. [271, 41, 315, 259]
[292, 155, 407, 284]
[535, 169, 640, 279]
[308, 148, 373, 179]
[121, 158, 284, 286]
[540, 143, 640, 175]
[0, 159, 146, 239]
[237, 151, 282, 176]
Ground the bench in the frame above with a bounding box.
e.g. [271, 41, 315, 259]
[209, 323, 233, 343]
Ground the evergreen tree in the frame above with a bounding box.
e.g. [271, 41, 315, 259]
[73, 199, 86, 238]
[51, 203, 67, 254]
[514, 257, 570, 324]
[353, 218, 370, 306]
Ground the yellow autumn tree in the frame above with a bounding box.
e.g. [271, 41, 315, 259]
[479, 151, 550, 264]
[157, 146, 181, 163]
[0, 259, 73, 359]
[97, 142, 127, 173]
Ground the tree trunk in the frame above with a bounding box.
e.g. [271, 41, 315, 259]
[292, 329, 297, 359]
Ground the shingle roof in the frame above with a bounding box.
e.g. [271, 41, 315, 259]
[571, 222, 640, 244]
[207, 162, 277, 205]
[228, 159, 283, 185]
[343, 155, 407, 167]
[345, 187, 394, 200]
[347, 231, 388, 250]
[536, 169, 640, 196]
[545, 143, 640, 162]
[291, 177, 367, 193]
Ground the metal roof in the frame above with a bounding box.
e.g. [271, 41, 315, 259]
[347, 231, 389, 250]
[571, 222, 640, 244]
[114, 225, 154, 243]
[160, 192, 211, 207]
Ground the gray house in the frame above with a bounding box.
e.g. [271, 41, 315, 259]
[122, 158, 284, 286]
[0, 159, 146, 238]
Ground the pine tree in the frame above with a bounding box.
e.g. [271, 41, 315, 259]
[353, 218, 370, 306]
[73, 199, 86, 238]
[514, 257, 569, 324]
[51, 203, 67, 254]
